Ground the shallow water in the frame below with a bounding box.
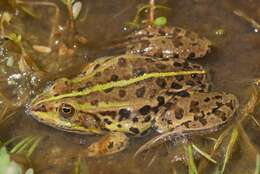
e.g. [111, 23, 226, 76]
[0, 0, 260, 173]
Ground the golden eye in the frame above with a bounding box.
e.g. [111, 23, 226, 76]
[59, 103, 75, 119]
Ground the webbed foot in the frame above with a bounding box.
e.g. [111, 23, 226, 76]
[86, 132, 129, 157]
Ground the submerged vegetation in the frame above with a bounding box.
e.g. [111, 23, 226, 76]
[0, 135, 42, 174]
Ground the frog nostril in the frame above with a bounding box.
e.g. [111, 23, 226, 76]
[32, 104, 47, 112]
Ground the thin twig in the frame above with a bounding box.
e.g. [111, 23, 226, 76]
[149, 0, 155, 23]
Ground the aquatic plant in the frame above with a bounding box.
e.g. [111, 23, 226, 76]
[186, 144, 198, 174]
[125, 0, 170, 28]
[0, 147, 34, 174]
[0, 135, 42, 174]
[74, 156, 89, 174]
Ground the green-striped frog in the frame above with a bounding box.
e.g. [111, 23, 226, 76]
[29, 27, 238, 157]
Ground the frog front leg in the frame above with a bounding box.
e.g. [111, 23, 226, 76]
[86, 132, 129, 157]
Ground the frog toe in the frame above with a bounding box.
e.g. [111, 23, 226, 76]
[86, 132, 129, 157]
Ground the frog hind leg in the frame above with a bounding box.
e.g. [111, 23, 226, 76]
[86, 132, 129, 157]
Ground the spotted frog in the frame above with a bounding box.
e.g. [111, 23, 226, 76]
[29, 26, 238, 157]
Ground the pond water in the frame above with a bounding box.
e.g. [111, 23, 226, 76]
[0, 0, 260, 174]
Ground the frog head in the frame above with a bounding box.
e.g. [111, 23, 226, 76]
[29, 80, 103, 134]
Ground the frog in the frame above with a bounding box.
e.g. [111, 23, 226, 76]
[28, 26, 238, 157]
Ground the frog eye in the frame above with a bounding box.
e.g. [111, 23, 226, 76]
[59, 103, 75, 119]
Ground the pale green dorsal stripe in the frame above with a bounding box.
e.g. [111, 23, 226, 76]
[35, 70, 206, 105]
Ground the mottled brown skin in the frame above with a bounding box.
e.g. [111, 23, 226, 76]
[29, 26, 238, 157]
[125, 26, 211, 59]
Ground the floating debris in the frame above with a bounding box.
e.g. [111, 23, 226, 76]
[32, 45, 52, 54]
[234, 9, 260, 33]
[72, 1, 82, 20]
[215, 28, 225, 36]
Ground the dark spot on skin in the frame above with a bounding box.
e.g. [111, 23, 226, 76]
[216, 102, 224, 108]
[90, 100, 99, 106]
[164, 102, 174, 109]
[191, 74, 204, 81]
[145, 58, 155, 62]
[77, 87, 85, 92]
[193, 115, 200, 121]
[157, 96, 165, 106]
[176, 91, 190, 97]
[161, 58, 170, 61]
[175, 75, 184, 81]
[135, 86, 146, 98]
[199, 118, 207, 125]
[156, 78, 167, 88]
[95, 72, 101, 77]
[188, 52, 196, 59]
[167, 120, 172, 124]
[158, 28, 166, 35]
[175, 28, 182, 33]
[104, 88, 113, 93]
[186, 80, 195, 86]
[214, 110, 227, 121]
[117, 124, 122, 128]
[59, 103, 75, 119]
[118, 57, 127, 66]
[104, 118, 112, 125]
[99, 111, 117, 117]
[175, 108, 184, 119]
[93, 64, 100, 70]
[154, 50, 164, 58]
[182, 121, 191, 128]
[132, 117, 139, 123]
[110, 74, 119, 81]
[173, 53, 179, 58]
[34, 104, 47, 112]
[108, 142, 114, 149]
[152, 106, 159, 113]
[133, 68, 146, 77]
[119, 109, 131, 121]
[214, 95, 223, 100]
[183, 62, 190, 68]
[118, 90, 126, 98]
[204, 97, 210, 102]
[140, 129, 150, 136]
[226, 101, 234, 110]
[155, 63, 167, 70]
[144, 115, 151, 122]
[93, 115, 101, 122]
[189, 101, 200, 113]
[173, 62, 182, 67]
[139, 105, 151, 115]
[129, 127, 140, 134]
[171, 82, 182, 89]
[174, 39, 183, 47]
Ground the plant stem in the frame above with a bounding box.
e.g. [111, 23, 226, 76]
[149, 0, 155, 23]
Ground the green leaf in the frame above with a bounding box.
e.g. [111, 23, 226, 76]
[221, 128, 239, 174]
[255, 154, 260, 174]
[25, 168, 34, 174]
[192, 144, 217, 164]
[153, 16, 167, 27]
[72, 1, 82, 19]
[187, 145, 198, 174]
[0, 147, 11, 174]
[74, 156, 89, 174]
